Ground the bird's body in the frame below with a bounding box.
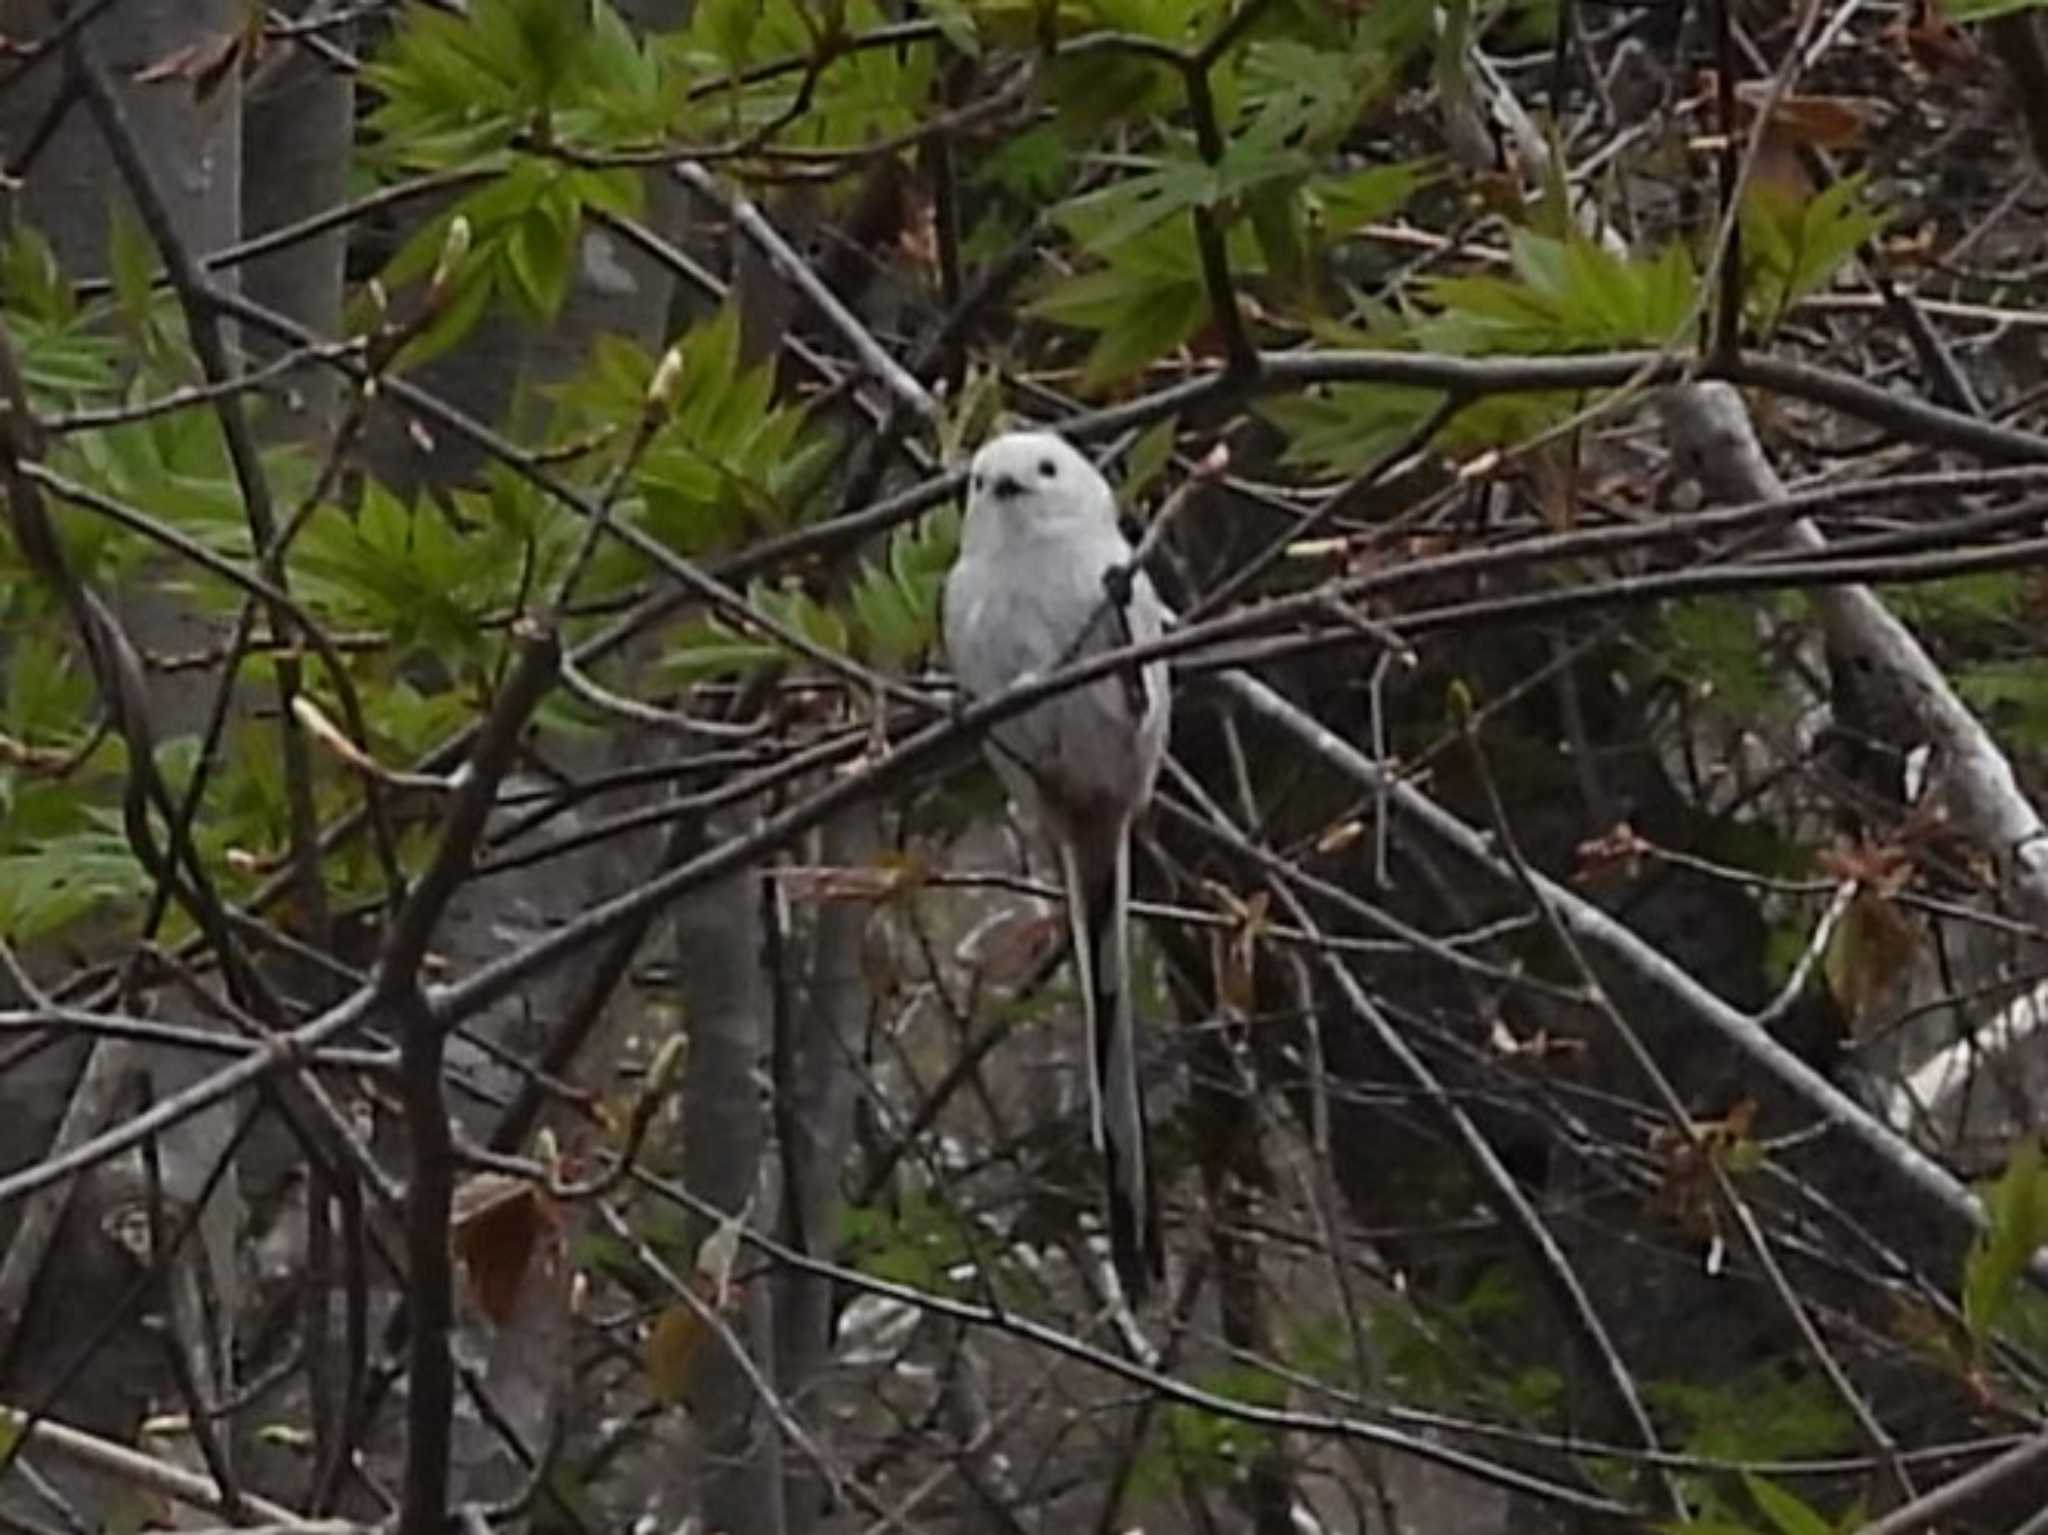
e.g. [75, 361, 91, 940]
[943, 431, 1170, 1298]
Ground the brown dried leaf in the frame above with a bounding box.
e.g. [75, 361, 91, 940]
[645, 1297, 710, 1405]
[1649, 1101, 1760, 1236]
[1731, 82, 1880, 151]
[777, 853, 928, 904]
[1650, 1132, 1717, 1239]
[1204, 883, 1270, 1019]
[896, 187, 939, 272]
[1526, 445, 1579, 532]
[1574, 822, 1650, 884]
[132, 28, 251, 104]
[1824, 886, 1918, 1026]
[1892, 0, 1976, 77]
[1814, 835, 1913, 895]
[966, 910, 1061, 984]
[450, 1174, 562, 1326]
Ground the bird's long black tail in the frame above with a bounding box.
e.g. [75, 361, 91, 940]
[1062, 836, 1162, 1301]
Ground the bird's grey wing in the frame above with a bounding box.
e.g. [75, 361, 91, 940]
[1008, 551, 1170, 841]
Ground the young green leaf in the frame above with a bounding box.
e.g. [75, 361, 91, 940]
[1963, 1137, 2048, 1349]
[1742, 1474, 1834, 1535]
[1740, 175, 1887, 339]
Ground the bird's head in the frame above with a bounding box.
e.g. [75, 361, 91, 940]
[966, 431, 1115, 530]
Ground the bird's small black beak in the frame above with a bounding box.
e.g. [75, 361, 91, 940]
[990, 473, 1025, 501]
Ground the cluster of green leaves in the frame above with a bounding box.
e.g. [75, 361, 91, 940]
[839, 1188, 972, 1293]
[1359, 1264, 1564, 1422]
[557, 307, 837, 561]
[0, 628, 149, 941]
[1657, 596, 1791, 720]
[1645, 1365, 1857, 1529]
[1249, 166, 1884, 469]
[1963, 1137, 2048, 1358]
[1883, 574, 2048, 754]
[659, 503, 959, 683]
[364, 0, 663, 346]
[1416, 230, 1699, 355]
[380, 159, 642, 352]
[1253, 227, 1702, 473]
[1739, 175, 1889, 341]
[1663, 1473, 1864, 1535]
[681, 0, 934, 145]
[0, 228, 121, 404]
[1127, 1364, 1288, 1501]
[1031, 212, 1269, 392]
[292, 475, 567, 671]
[365, 0, 936, 351]
[1943, 0, 2045, 17]
[1021, 2, 1439, 392]
[363, 0, 677, 166]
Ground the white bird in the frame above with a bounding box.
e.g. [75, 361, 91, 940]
[943, 430, 1171, 1299]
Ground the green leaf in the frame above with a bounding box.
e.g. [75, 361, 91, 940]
[1956, 661, 2048, 750]
[847, 504, 961, 668]
[0, 831, 150, 941]
[1742, 1475, 1832, 1535]
[1120, 415, 1180, 504]
[1258, 381, 1445, 474]
[365, 0, 672, 166]
[975, 125, 1070, 201]
[1661, 598, 1780, 716]
[1740, 175, 1887, 338]
[1884, 571, 2029, 630]
[538, 309, 833, 561]
[1644, 1365, 1855, 1464]
[1418, 229, 1698, 354]
[107, 200, 157, 338]
[1312, 159, 1438, 237]
[3, 627, 95, 744]
[1964, 1137, 2048, 1348]
[1942, 0, 2047, 19]
[919, 0, 982, 54]
[840, 1188, 968, 1292]
[1077, 280, 1208, 391]
[0, 224, 75, 325]
[394, 262, 497, 372]
[1058, 153, 1222, 255]
[1131, 1362, 1287, 1501]
[501, 199, 577, 320]
[701, 0, 762, 66]
[1030, 208, 1268, 390]
[657, 617, 786, 682]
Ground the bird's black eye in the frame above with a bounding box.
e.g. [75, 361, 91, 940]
[1038, 458, 1057, 478]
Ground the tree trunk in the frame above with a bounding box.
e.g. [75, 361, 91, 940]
[677, 833, 787, 1535]
[774, 803, 878, 1535]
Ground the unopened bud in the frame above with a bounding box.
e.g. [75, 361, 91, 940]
[645, 1033, 687, 1097]
[646, 343, 686, 416]
[427, 216, 472, 304]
